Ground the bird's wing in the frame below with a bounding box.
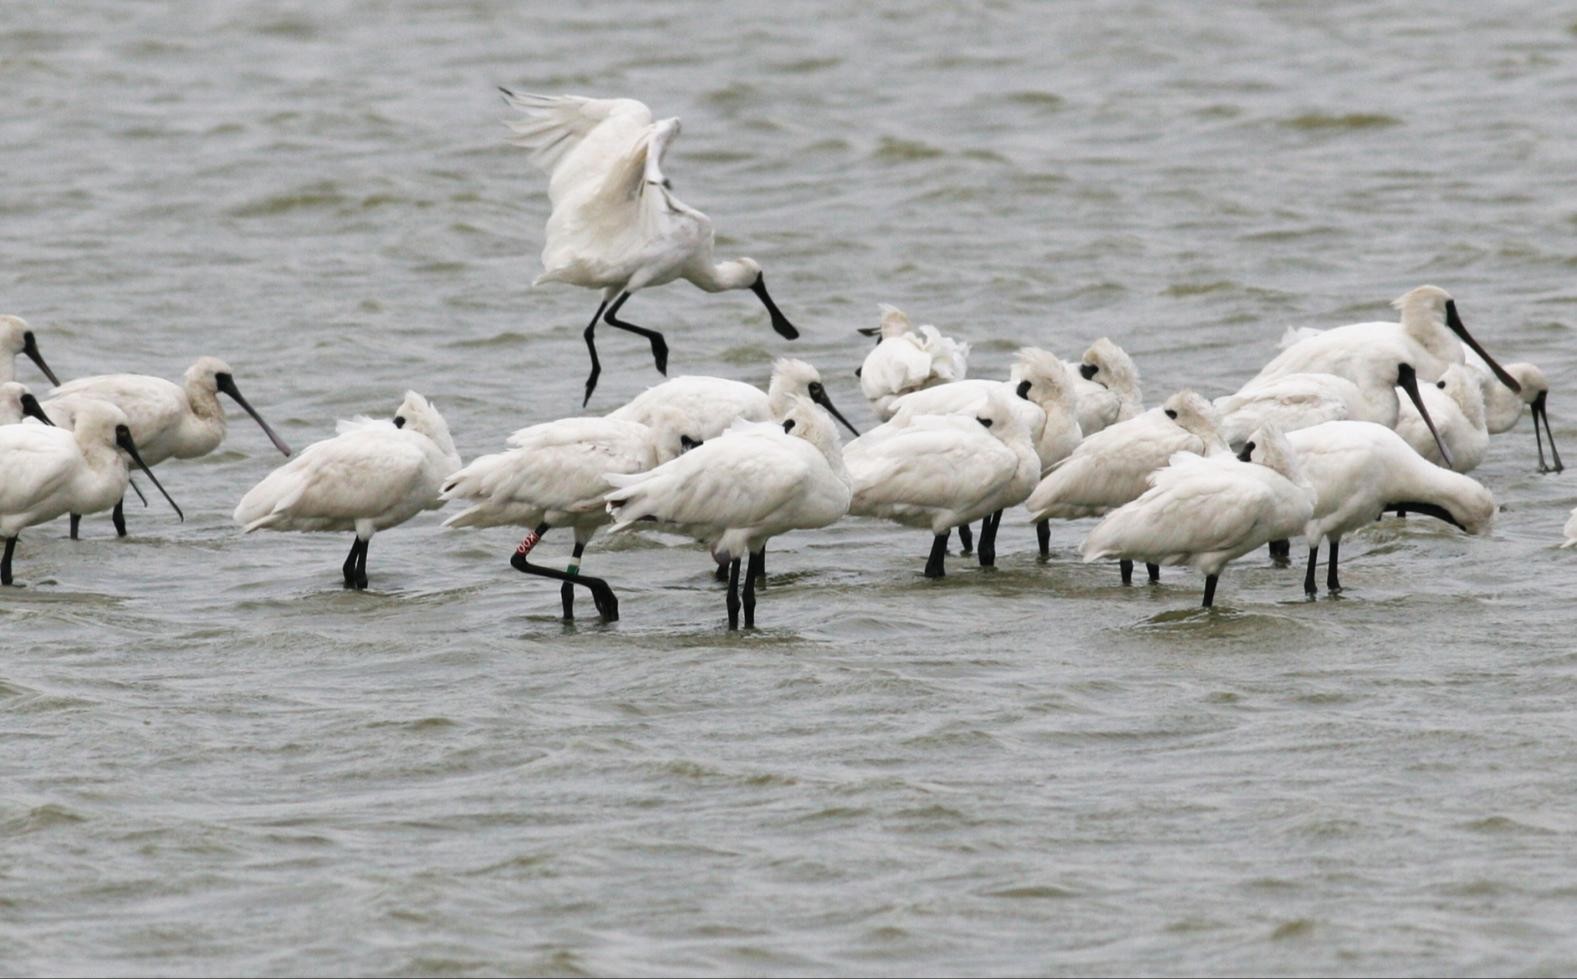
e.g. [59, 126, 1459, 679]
[860, 336, 936, 401]
[605, 431, 815, 532]
[501, 91, 654, 181]
[847, 420, 1015, 513]
[1083, 456, 1281, 562]
[451, 424, 652, 513]
[236, 431, 430, 529]
[0, 426, 78, 512]
[916, 325, 969, 382]
[1026, 413, 1189, 517]
[45, 376, 186, 434]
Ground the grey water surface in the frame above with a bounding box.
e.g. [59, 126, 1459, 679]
[5, 1, 1577, 975]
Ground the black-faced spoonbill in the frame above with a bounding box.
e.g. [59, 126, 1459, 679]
[44, 356, 292, 538]
[1394, 365, 1489, 473]
[0, 316, 62, 387]
[844, 387, 1038, 577]
[856, 305, 970, 421]
[0, 383, 55, 426]
[441, 409, 695, 622]
[1468, 360, 1561, 473]
[1064, 338, 1143, 436]
[499, 90, 799, 406]
[1081, 425, 1315, 609]
[1, 400, 182, 586]
[233, 392, 461, 591]
[604, 396, 851, 630]
[1283, 421, 1494, 597]
[1026, 390, 1226, 578]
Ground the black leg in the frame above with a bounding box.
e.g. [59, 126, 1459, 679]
[1036, 519, 1050, 560]
[510, 524, 619, 622]
[713, 560, 728, 582]
[1120, 559, 1134, 585]
[581, 299, 610, 407]
[978, 510, 1002, 567]
[743, 549, 764, 628]
[1326, 538, 1341, 594]
[561, 541, 586, 620]
[1535, 405, 1550, 473]
[604, 292, 669, 377]
[757, 548, 766, 586]
[1202, 574, 1218, 608]
[342, 537, 361, 588]
[726, 557, 742, 630]
[1304, 546, 1318, 597]
[1146, 562, 1160, 583]
[70, 514, 81, 540]
[1267, 538, 1290, 566]
[1, 537, 14, 586]
[925, 531, 949, 578]
[957, 521, 974, 555]
[354, 536, 370, 590]
[111, 498, 127, 538]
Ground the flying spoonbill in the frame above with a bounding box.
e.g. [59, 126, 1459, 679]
[0, 316, 61, 387]
[1283, 421, 1494, 597]
[500, 90, 799, 405]
[604, 395, 850, 629]
[856, 304, 970, 421]
[1, 400, 182, 586]
[1081, 425, 1314, 608]
[233, 392, 460, 591]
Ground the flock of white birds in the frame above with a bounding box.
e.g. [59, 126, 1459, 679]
[0, 93, 1567, 628]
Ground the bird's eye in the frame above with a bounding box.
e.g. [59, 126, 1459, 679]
[1165, 409, 1178, 419]
[393, 415, 407, 428]
[977, 416, 993, 428]
[809, 383, 823, 397]
[782, 419, 796, 433]
[1437, 380, 1446, 389]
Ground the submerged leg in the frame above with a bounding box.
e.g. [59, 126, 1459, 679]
[1267, 538, 1290, 566]
[957, 521, 974, 555]
[1, 537, 14, 586]
[353, 535, 370, 590]
[726, 557, 742, 630]
[581, 299, 610, 407]
[111, 498, 127, 538]
[925, 531, 949, 579]
[604, 292, 669, 377]
[1036, 519, 1050, 560]
[1304, 546, 1318, 597]
[743, 549, 764, 628]
[1146, 562, 1160, 583]
[560, 541, 587, 620]
[342, 537, 362, 588]
[1202, 574, 1219, 608]
[510, 523, 619, 622]
[1120, 559, 1134, 585]
[70, 514, 81, 541]
[978, 510, 1002, 567]
[1326, 538, 1342, 594]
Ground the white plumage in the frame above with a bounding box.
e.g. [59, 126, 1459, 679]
[501, 90, 798, 404]
[1215, 360, 1444, 454]
[857, 304, 970, 420]
[1081, 425, 1315, 607]
[1464, 356, 1561, 473]
[0, 383, 49, 426]
[604, 395, 850, 628]
[0, 315, 60, 387]
[1065, 337, 1142, 436]
[233, 392, 461, 590]
[844, 387, 1039, 576]
[1286, 420, 1496, 595]
[1394, 364, 1489, 472]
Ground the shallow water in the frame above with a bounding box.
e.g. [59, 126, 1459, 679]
[5, 1, 1577, 975]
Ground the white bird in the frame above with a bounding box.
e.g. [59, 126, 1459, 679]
[500, 90, 799, 405]
[844, 387, 1039, 577]
[1562, 507, 1577, 549]
[1, 400, 181, 586]
[1216, 361, 1453, 462]
[233, 392, 461, 590]
[441, 408, 694, 622]
[1284, 421, 1495, 597]
[1468, 358, 1561, 473]
[0, 383, 53, 426]
[0, 316, 61, 387]
[44, 357, 292, 537]
[856, 304, 970, 420]
[1081, 425, 1315, 608]
[1026, 390, 1227, 582]
[604, 395, 851, 629]
[609, 357, 859, 459]
[883, 347, 1081, 561]
[1065, 337, 1143, 436]
[1394, 364, 1489, 472]
[1249, 285, 1521, 396]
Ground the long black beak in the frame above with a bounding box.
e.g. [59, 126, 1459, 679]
[1236, 440, 1256, 463]
[1383, 501, 1465, 531]
[1533, 389, 1564, 474]
[857, 326, 881, 338]
[21, 332, 60, 387]
[811, 386, 860, 437]
[750, 274, 799, 340]
[1398, 363, 1455, 469]
[1445, 300, 1520, 395]
[115, 425, 182, 522]
[19, 393, 53, 425]
[1079, 363, 1098, 381]
[216, 373, 293, 456]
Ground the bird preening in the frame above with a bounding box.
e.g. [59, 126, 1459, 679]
[499, 90, 801, 406]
